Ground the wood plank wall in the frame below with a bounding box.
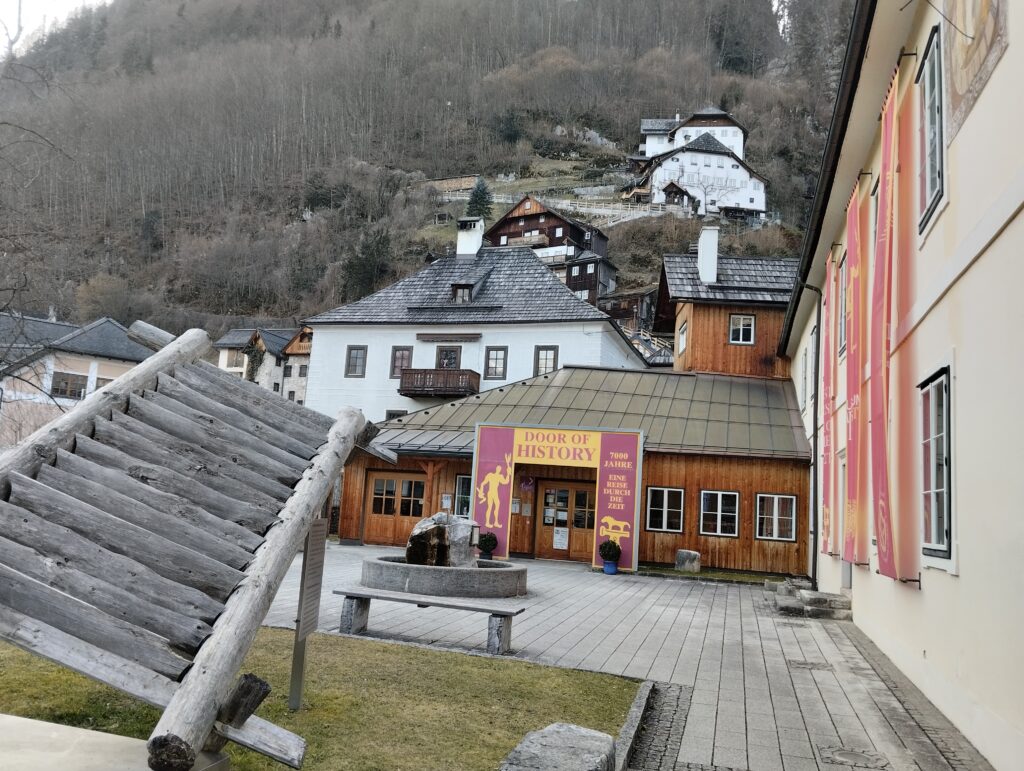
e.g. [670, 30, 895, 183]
[676, 302, 791, 379]
[339, 450, 809, 575]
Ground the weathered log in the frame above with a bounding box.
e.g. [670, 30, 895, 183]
[157, 372, 319, 460]
[0, 534, 211, 652]
[203, 673, 271, 753]
[9, 472, 244, 601]
[37, 463, 252, 571]
[128, 320, 177, 351]
[177, 363, 327, 446]
[94, 413, 282, 513]
[0, 605, 305, 767]
[0, 500, 223, 621]
[73, 435, 278, 534]
[133, 391, 306, 482]
[192, 360, 334, 434]
[111, 405, 294, 502]
[0, 328, 211, 497]
[147, 408, 365, 770]
[53, 449, 262, 553]
[0, 563, 191, 679]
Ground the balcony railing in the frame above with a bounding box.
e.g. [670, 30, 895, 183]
[398, 368, 481, 398]
[508, 233, 550, 247]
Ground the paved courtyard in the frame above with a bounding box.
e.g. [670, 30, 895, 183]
[264, 543, 991, 771]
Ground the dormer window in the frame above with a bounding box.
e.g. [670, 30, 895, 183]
[525, 201, 532, 210]
[452, 285, 472, 304]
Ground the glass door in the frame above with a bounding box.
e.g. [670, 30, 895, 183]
[536, 482, 596, 562]
[569, 488, 595, 562]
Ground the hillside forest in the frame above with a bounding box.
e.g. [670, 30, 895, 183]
[1, 0, 853, 335]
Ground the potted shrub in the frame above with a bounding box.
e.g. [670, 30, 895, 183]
[478, 532, 498, 560]
[598, 539, 621, 575]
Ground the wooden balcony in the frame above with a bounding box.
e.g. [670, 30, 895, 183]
[398, 368, 481, 398]
[508, 233, 550, 247]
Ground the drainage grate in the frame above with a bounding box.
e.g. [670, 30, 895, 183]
[787, 659, 834, 671]
[818, 745, 890, 768]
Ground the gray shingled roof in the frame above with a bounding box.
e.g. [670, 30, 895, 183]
[682, 132, 733, 155]
[257, 329, 299, 357]
[640, 118, 681, 133]
[663, 254, 799, 305]
[47, 317, 153, 362]
[305, 247, 608, 325]
[213, 329, 256, 349]
[0, 313, 80, 363]
[369, 366, 809, 460]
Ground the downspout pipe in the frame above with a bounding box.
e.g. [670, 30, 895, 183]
[799, 282, 823, 592]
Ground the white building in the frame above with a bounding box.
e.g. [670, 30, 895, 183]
[781, 1, 1022, 767]
[638, 106, 747, 159]
[303, 218, 645, 423]
[627, 108, 766, 217]
[212, 327, 312, 404]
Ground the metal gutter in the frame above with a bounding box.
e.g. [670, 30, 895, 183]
[777, 0, 879, 357]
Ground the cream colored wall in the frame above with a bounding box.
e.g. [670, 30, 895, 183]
[791, 4, 1024, 769]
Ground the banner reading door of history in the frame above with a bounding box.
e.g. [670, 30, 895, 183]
[470, 424, 643, 569]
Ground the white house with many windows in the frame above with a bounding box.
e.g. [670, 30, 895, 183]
[303, 218, 644, 423]
[638, 106, 747, 159]
[780, 1, 1021, 767]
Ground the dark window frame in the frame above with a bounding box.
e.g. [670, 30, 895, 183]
[49, 371, 88, 400]
[345, 345, 367, 378]
[283, 364, 293, 378]
[484, 346, 508, 380]
[917, 25, 945, 233]
[435, 345, 462, 369]
[298, 364, 308, 378]
[919, 367, 952, 559]
[534, 345, 558, 376]
[390, 346, 413, 379]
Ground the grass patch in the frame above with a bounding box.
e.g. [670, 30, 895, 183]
[638, 564, 785, 585]
[0, 628, 637, 770]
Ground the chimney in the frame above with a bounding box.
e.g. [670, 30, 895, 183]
[675, 112, 680, 122]
[697, 226, 719, 284]
[456, 216, 485, 257]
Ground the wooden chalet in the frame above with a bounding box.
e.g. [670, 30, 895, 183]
[484, 195, 609, 257]
[341, 366, 810, 575]
[0, 321, 364, 770]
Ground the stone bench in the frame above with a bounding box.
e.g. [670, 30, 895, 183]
[333, 586, 527, 655]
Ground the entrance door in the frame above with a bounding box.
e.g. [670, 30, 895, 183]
[536, 482, 595, 562]
[363, 471, 426, 546]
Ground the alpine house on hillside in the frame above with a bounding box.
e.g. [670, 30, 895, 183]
[303, 217, 645, 423]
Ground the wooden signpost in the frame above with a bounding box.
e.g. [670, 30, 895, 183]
[288, 516, 329, 710]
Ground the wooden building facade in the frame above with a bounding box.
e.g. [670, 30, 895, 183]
[484, 195, 609, 258]
[339, 366, 811, 575]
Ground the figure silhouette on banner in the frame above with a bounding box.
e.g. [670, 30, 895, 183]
[477, 453, 512, 528]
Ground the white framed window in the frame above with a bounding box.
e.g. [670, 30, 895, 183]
[918, 26, 944, 231]
[756, 494, 797, 541]
[920, 369, 951, 558]
[837, 255, 848, 355]
[571, 265, 580, 276]
[500, 235, 508, 245]
[454, 475, 473, 518]
[646, 487, 684, 532]
[700, 491, 739, 537]
[716, 157, 724, 168]
[587, 263, 595, 274]
[703, 157, 711, 167]
[573, 289, 589, 301]
[677, 322, 687, 354]
[524, 201, 531, 209]
[555, 227, 563, 237]
[729, 314, 755, 345]
[539, 215, 545, 222]
[689, 157, 697, 166]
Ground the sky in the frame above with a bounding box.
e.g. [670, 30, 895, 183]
[0, 0, 101, 48]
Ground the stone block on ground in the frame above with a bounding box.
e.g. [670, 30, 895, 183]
[775, 595, 805, 617]
[674, 549, 700, 573]
[500, 723, 615, 771]
[804, 605, 853, 621]
[798, 589, 852, 610]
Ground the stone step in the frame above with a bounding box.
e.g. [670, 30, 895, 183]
[775, 595, 805, 617]
[804, 605, 853, 621]
[799, 589, 852, 610]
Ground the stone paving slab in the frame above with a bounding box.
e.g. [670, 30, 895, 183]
[264, 543, 995, 771]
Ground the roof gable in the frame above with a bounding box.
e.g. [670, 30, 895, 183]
[662, 254, 799, 305]
[48, 317, 154, 363]
[305, 246, 609, 325]
[370, 366, 809, 460]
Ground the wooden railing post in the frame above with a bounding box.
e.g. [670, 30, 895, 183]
[146, 407, 366, 771]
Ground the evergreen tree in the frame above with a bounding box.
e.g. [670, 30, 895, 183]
[465, 178, 494, 221]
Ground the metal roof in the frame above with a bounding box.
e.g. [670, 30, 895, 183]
[663, 254, 799, 306]
[304, 247, 608, 326]
[370, 366, 809, 461]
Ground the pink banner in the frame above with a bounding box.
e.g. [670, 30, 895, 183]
[843, 184, 866, 564]
[471, 425, 516, 559]
[592, 431, 643, 571]
[869, 75, 899, 579]
[821, 258, 835, 555]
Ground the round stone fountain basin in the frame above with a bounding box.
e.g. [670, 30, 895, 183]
[361, 556, 528, 598]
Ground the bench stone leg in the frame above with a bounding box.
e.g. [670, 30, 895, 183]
[487, 614, 512, 655]
[339, 596, 370, 635]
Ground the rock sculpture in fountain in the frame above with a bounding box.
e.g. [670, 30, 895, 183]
[406, 511, 476, 568]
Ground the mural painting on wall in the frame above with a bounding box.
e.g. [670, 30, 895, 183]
[945, 0, 1008, 140]
[471, 424, 644, 569]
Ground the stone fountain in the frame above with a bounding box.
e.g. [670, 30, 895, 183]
[358, 512, 528, 598]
